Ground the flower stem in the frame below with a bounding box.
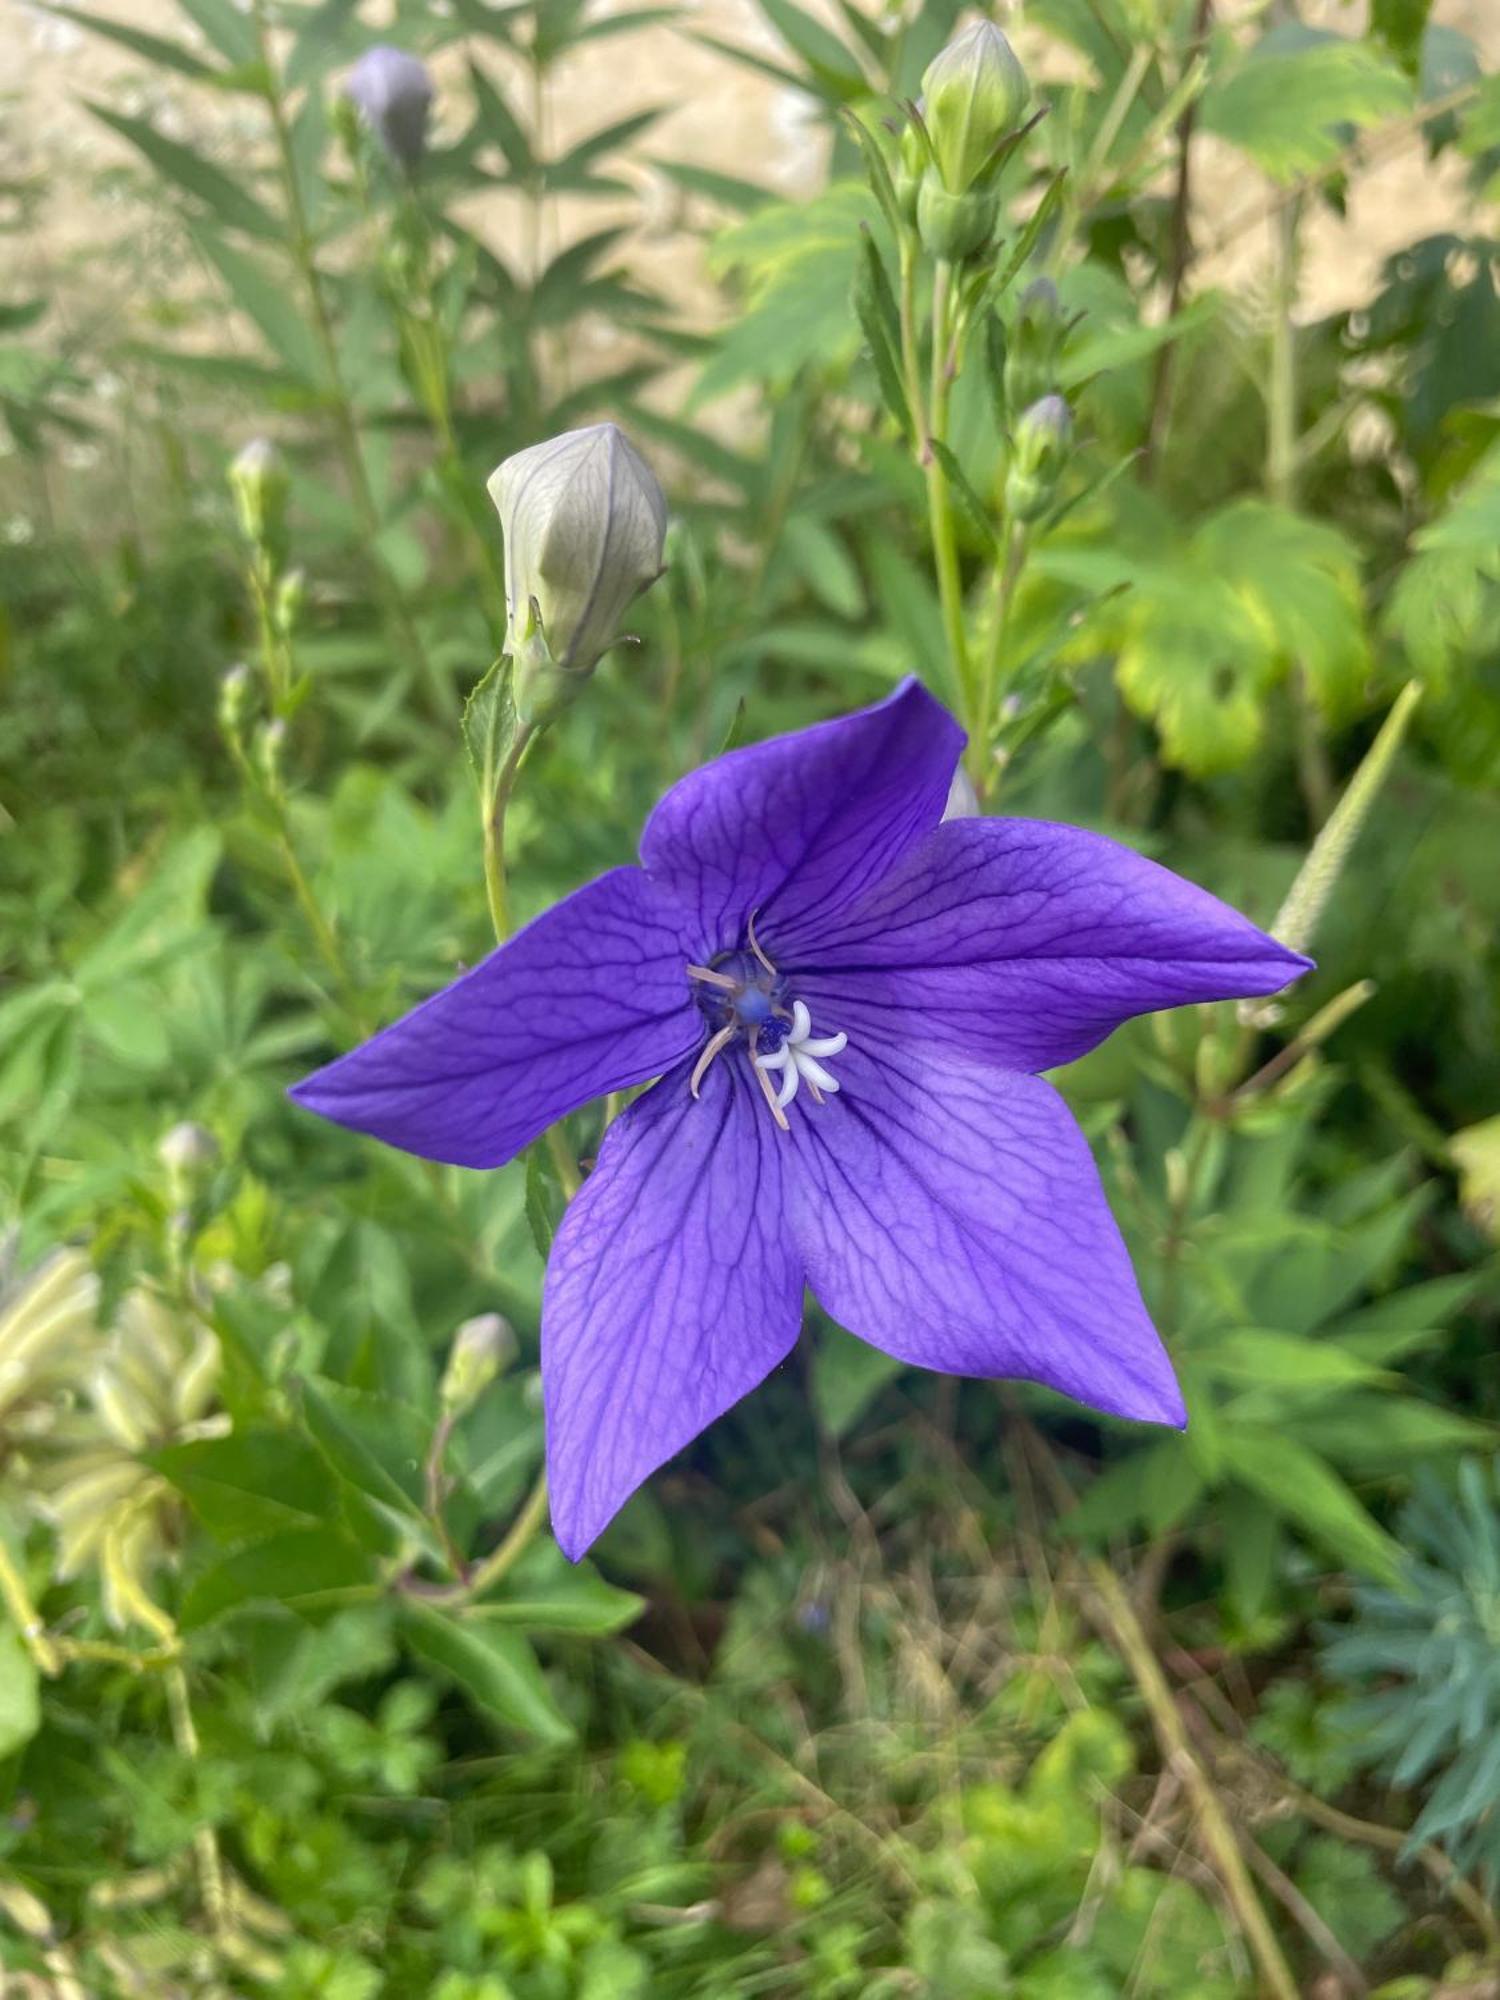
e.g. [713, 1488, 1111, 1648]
[249, 0, 451, 725]
[464, 1471, 551, 1599]
[483, 720, 536, 944]
[923, 260, 974, 720]
[165, 1661, 230, 1943]
[974, 522, 1026, 799]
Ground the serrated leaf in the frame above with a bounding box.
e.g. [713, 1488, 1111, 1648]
[398, 1601, 573, 1742]
[1201, 30, 1411, 181]
[462, 655, 515, 799]
[852, 228, 913, 442]
[928, 440, 999, 555]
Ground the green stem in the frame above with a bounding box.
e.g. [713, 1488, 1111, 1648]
[1266, 179, 1332, 827]
[464, 1472, 551, 1599]
[249, 0, 451, 723]
[974, 523, 1026, 799]
[898, 237, 928, 445]
[923, 260, 973, 719]
[165, 1662, 230, 1942]
[483, 721, 536, 945]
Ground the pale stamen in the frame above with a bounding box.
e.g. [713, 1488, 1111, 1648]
[690, 1023, 736, 1099]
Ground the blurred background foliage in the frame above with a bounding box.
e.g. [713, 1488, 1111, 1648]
[1, 0, 1499, 1991]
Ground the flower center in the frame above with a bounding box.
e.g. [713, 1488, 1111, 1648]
[685, 921, 846, 1132]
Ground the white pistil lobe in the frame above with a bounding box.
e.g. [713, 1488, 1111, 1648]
[755, 1000, 848, 1113]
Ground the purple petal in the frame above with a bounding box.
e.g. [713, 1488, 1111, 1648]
[289, 867, 699, 1169]
[543, 1055, 803, 1559]
[639, 679, 964, 960]
[784, 1042, 1184, 1425]
[791, 817, 1311, 1073]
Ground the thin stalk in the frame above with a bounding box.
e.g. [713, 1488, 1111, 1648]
[483, 721, 536, 943]
[249, 0, 451, 722]
[923, 260, 974, 718]
[165, 1662, 230, 1942]
[898, 237, 928, 444]
[1088, 1558, 1299, 1998]
[1266, 177, 1333, 825]
[1145, 0, 1213, 473]
[974, 523, 1026, 799]
[463, 1469, 551, 1599]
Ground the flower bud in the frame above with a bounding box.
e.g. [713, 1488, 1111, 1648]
[229, 437, 288, 562]
[1003, 277, 1063, 415]
[158, 1123, 219, 1180]
[439, 1312, 515, 1414]
[1005, 393, 1072, 522]
[344, 45, 434, 172]
[218, 661, 255, 739]
[489, 424, 667, 724]
[920, 20, 1028, 196]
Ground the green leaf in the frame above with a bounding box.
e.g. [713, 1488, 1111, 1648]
[1201, 30, 1410, 181]
[151, 1429, 340, 1542]
[173, 0, 258, 64]
[928, 440, 999, 556]
[758, 0, 868, 96]
[781, 514, 865, 619]
[75, 828, 221, 989]
[462, 655, 515, 807]
[1218, 1429, 1402, 1582]
[468, 59, 534, 174]
[297, 1378, 437, 1557]
[86, 103, 281, 239]
[1208, 1328, 1389, 1396]
[0, 1625, 41, 1760]
[44, 4, 219, 80]
[549, 109, 663, 189]
[852, 228, 913, 443]
[181, 1527, 376, 1629]
[188, 228, 324, 383]
[810, 1321, 902, 1438]
[469, 1543, 643, 1634]
[398, 1601, 573, 1742]
[523, 1142, 566, 1259]
[649, 157, 773, 213]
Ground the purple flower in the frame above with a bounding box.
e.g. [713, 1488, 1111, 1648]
[290, 682, 1309, 1558]
[345, 46, 434, 170]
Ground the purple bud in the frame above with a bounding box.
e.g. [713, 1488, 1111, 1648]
[345, 46, 434, 170]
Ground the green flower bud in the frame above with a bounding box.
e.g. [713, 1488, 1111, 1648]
[916, 172, 999, 263]
[439, 1312, 515, 1415]
[489, 424, 667, 726]
[921, 20, 1028, 195]
[218, 661, 255, 740]
[229, 437, 289, 563]
[1003, 276, 1063, 414]
[1005, 392, 1072, 522]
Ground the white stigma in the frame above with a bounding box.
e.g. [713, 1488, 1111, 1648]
[754, 1000, 848, 1113]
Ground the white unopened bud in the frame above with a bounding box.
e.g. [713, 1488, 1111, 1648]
[488, 424, 667, 722]
[439, 1312, 515, 1414]
[345, 45, 434, 171]
[158, 1123, 219, 1178]
[229, 437, 288, 557]
[921, 21, 1029, 196]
